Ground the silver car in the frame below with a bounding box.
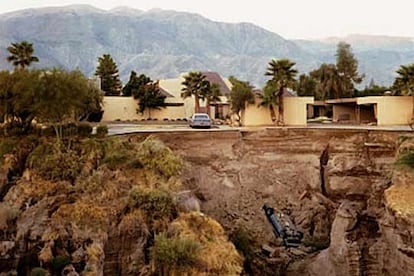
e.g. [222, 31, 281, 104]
[189, 113, 211, 128]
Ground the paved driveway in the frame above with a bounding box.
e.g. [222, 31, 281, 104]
[107, 123, 236, 135]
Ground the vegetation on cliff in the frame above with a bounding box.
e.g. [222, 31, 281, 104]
[0, 134, 242, 275]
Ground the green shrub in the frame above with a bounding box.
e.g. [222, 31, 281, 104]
[96, 125, 108, 137]
[151, 233, 201, 275]
[303, 236, 330, 252]
[27, 144, 82, 182]
[129, 187, 177, 222]
[395, 151, 414, 168]
[77, 123, 92, 137]
[0, 139, 17, 164]
[51, 255, 71, 271]
[30, 267, 47, 276]
[102, 139, 132, 169]
[230, 226, 256, 263]
[1, 123, 25, 136]
[101, 138, 143, 169]
[61, 123, 78, 137]
[137, 136, 183, 178]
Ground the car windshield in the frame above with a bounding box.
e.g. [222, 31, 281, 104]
[194, 115, 209, 119]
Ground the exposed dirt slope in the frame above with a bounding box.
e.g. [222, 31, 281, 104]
[129, 128, 414, 275]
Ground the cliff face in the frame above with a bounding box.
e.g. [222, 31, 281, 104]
[0, 128, 413, 275]
[131, 128, 414, 275]
[0, 136, 243, 275]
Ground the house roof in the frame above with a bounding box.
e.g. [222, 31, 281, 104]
[325, 98, 358, 104]
[158, 86, 174, 98]
[252, 89, 263, 96]
[283, 88, 297, 97]
[201, 71, 231, 95]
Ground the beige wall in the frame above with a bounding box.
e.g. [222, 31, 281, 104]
[241, 97, 313, 126]
[332, 104, 357, 122]
[158, 75, 231, 119]
[283, 97, 314, 126]
[241, 98, 273, 126]
[158, 77, 196, 119]
[358, 96, 413, 126]
[102, 97, 186, 121]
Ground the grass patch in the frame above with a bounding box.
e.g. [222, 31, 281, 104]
[167, 213, 244, 275]
[30, 267, 47, 276]
[96, 125, 108, 137]
[151, 233, 201, 275]
[395, 151, 414, 168]
[303, 236, 330, 252]
[101, 138, 139, 170]
[0, 138, 17, 164]
[129, 187, 177, 229]
[136, 136, 184, 178]
[27, 143, 82, 183]
[230, 226, 256, 265]
[51, 255, 71, 271]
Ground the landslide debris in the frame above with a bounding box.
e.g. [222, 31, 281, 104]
[0, 135, 242, 275]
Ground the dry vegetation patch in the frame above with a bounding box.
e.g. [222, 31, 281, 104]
[151, 212, 244, 275]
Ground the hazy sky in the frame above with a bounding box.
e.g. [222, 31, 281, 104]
[0, 0, 412, 39]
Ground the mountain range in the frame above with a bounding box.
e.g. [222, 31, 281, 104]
[1, 4, 414, 88]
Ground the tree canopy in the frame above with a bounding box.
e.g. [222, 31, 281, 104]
[6, 41, 39, 71]
[0, 69, 103, 135]
[95, 54, 122, 96]
[181, 72, 211, 114]
[263, 58, 298, 124]
[229, 76, 254, 125]
[122, 71, 152, 98]
[336, 42, 363, 97]
[393, 64, 414, 122]
[136, 83, 166, 119]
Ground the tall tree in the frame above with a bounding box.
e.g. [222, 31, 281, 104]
[37, 69, 103, 139]
[336, 42, 363, 97]
[228, 76, 255, 125]
[95, 54, 122, 96]
[0, 70, 42, 133]
[297, 74, 317, 98]
[310, 63, 343, 99]
[0, 69, 102, 135]
[122, 71, 152, 98]
[6, 41, 39, 71]
[264, 58, 298, 124]
[393, 64, 414, 123]
[137, 83, 166, 119]
[181, 72, 210, 114]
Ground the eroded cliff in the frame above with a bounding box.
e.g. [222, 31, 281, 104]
[131, 128, 414, 275]
[0, 128, 413, 275]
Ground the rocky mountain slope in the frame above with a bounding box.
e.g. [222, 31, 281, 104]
[0, 5, 312, 87]
[2, 5, 413, 87]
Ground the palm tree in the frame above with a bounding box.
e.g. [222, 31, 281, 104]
[259, 79, 279, 122]
[203, 83, 222, 117]
[181, 72, 210, 114]
[6, 41, 39, 70]
[393, 64, 414, 124]
[264, 59, 298, 124]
